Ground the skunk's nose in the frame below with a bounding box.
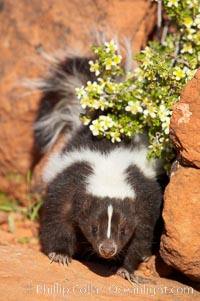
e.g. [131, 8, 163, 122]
[99, 242, 117, 258]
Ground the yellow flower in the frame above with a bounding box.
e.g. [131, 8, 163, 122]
[186, 28, 196, 41]
[142, 57, 151, 70]
[145, 71, 156, 80]
[167, 0, 179, 8]
[110, 131, 121, 143]
[181, 43, 193, 54]
[134, 67, 144, 82]
[103, 55, 122, 70]
[81, 116, 91, 125]
[141, 46, 153, 58]
[99, 116, 115, 130]
[113, 54, 122, 65]
[104, 58, 113, 70]
[86, 81, 104, 94]
[186, 0, 198, 8]
[96, 97, 109, 111]
[162, 117, 171, 135]
[194, 14, 200, 29]
[158, 104, 171, 122]
[143, 106, 157, 119]
[105, 40, 118, 53]
[125, 100, 143, 115]
[89, 120, 102, 136]
[183, 17, 193, 28]
[80, 97, 90, 109]
[173, 67, 186, 81]
[89, 60, 100, 76]
[75, 86, 87, 99]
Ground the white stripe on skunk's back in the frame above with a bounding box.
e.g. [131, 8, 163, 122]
[42, 145, 161, 199]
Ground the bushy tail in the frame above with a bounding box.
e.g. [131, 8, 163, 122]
[24, 55, 95, 152]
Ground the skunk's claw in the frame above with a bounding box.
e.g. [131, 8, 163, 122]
[48, 252, 56, 264]
[116, 267, 139, 284]
[116, 267, 156, 285]
[48, 252, 72, 266]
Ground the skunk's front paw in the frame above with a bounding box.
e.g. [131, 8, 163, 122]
[116, 267, 156, 285]
[48, 252, 72, 266]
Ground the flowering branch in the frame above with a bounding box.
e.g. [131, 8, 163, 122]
[76, 0, 200, 169]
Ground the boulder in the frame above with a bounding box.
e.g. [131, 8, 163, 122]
[170, 68, 200, 168]
[160, 166, 200, 282]
[160, 68, 200, 282]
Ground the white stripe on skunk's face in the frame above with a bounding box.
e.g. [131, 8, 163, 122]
[42, 144, 162, 199]
[107, 204, 113, 239]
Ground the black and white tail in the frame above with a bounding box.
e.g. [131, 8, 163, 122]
[30, 56, 96, 152]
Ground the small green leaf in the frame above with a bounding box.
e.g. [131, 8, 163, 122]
[17, 237, 31, 244]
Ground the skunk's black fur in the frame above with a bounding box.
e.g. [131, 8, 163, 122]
[35, 54, 165, 281]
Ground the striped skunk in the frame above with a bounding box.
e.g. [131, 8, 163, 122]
[34, 52, 166, 283]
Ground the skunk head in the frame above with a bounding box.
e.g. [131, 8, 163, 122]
[75, 195, 137, 259]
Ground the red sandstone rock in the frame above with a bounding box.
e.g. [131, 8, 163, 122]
[0, 245, 198, 301]
[160, 69, 200, 283]
[170, 68, 200, 167]
[160, 166, 200, 282]
[0, 0, 156, 200]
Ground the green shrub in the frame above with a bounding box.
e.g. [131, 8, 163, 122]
[76, 0, 200, 169]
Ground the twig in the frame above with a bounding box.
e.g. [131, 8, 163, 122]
[157, 0, 162, 41]
[171, 37, 182, 67]
[161, 20, 170, 45]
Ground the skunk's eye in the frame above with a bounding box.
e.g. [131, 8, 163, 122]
[120, 228, 125, 236]
[92, 226, 98, 234]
